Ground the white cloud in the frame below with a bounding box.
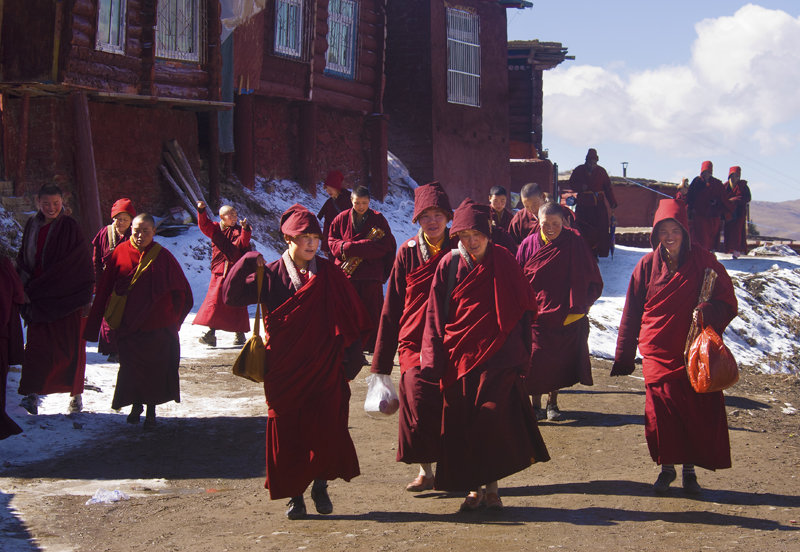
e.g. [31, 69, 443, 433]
[544, 4, 800, 157]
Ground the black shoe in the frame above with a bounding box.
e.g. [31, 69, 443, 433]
[233, 332, 247, 346]
[127, 403, 143, 424]
[653, 470, 676, 494]
[683, 474, 702, 495]
[310, 481, 333, 514]
[286, 496, 307, 520]
[199, 330, 217, 347]
[106, 353, 119, 363]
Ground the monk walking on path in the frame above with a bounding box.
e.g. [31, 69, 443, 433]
[723, 166, 751, 259]
[17, 184, 94, 415]
[194, 201, 251, 347]
[317, 170, 352, 258]
[613, 199, 737, 494]
[687, 160, 730, 251]
[508, 182, 545, 245]
[85, 214, 193, 429]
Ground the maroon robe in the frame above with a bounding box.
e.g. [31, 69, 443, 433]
[85, 239, 193, 409]
[17, 212, 93, 396]
[193, 208, 251, 332]
[723, 180, 751, 254]
[520, 228, 603, 394]
[91, 224, 132, 355]
[687, 175, 729, 251]
[328, 207, 396, 351]
[372, 230, 450, 464]
[317, 189, 351, 255]
[565, 163, 618, 257]
[1, 257, 25, 439]
[508, 209, 539, 245]
[223, 252, 371, 499]
[490, 208, 513, 233]
[614, 204, 737, 470]
[421, 244, 549, 491]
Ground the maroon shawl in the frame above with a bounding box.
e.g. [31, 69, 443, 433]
[327, 208, 396, 282]
[1, 257, 24, 439]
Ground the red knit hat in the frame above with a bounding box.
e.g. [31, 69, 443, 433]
[450, 198, 491, 238]
[324, 170, 345, 191]
[110, 198, 136, 219]
[412, 181, 453, 222]
[729, 166, 741, 177]
[650, 199, 690, 250]
[701, 160, 713, 173]
[280, 203, 322, 236]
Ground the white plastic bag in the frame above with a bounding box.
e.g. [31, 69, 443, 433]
[364, 374, 400, 418]
[85, 489, 130, 505]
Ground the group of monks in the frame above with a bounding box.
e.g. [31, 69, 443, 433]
[1, 168, 738, 519]
[676, 161, 752, 258]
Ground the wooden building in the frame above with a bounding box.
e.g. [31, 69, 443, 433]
[384, 0, 531, 204]
[0, 0, 227, 235]
[231, 0, 388, 196]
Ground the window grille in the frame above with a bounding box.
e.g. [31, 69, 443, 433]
[325, 0, 358, 78]
[96, 0, 127, 54]
[446, 8, 480, 107]
[275, 0, 304, 58]
[156, 0, 202, 62]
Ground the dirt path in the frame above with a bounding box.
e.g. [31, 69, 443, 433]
[2, 353, 799, 552]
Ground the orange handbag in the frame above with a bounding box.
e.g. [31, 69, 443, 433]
[686, 310, 739, 393]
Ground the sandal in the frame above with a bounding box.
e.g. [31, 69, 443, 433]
[459, 489, 485, 512]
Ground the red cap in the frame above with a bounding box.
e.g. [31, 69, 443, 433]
[650, 199, 690, 249]
[324, 170, 344, 191]
[450, 198, 491, 238]
[701, 160, 713, 174]
[729, 166, 741, 177]
[412, 181, 453, 222]
[280, 203, 322, 236]
[110, 198, 136, 219]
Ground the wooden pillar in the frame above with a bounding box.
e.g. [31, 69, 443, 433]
[299, 102, 317, 194]
[368, 113, 388, 200]
[15, 92, 30, 196]
[70, 91, 103, 237]
[532, 68, 544, 156]
[233, 93, 254, 189]
[207, 0, 222, 209]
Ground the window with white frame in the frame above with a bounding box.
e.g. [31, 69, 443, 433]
[446, 7, 480, 107]
[96, 0, 127, 54]
[274, 0, 304, 58]
[156, 0, 202, 62]
[325, 0, 358, 78]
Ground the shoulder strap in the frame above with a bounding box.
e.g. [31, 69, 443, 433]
[253, 264, 264, 337]
[441, 249, 461, 323]
[127, 243, 162, 292]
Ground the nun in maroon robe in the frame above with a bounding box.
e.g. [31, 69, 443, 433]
[317, 170, 352, 257]
[421, 199, 549, 511]
[17, 185, 93, 413]
[85, 214, 193, 427]
[613, 199, 737, 494]
[564, 148, 618, 257]
[508, 182, 545, 245]
[193, 202, 251, 344]
[371, 182, 452, 492]
[723, 166, 751, 257]
[686, 161, 730, 251]
[517, 202, 603, 420]
[1, 257, 25, 439]
[223, 204, 371, 518]
[90, 198, 136, 358]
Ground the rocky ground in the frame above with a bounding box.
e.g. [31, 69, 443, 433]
[1, 352, 798, 552]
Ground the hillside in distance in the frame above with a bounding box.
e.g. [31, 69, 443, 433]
[750, 199, 800, 240]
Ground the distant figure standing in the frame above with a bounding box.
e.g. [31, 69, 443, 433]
[1, 256, 24, 439]
[508, 182, 545, 245]
[564, 148, 618, 258]
[488, 185, 513, 232]
[723, 166, 751, 259]
[317, 171, 352, 257]
[686, 161, 729, 251]
[17, 184, 94, 415]
[195, 201, 251, 347]
[674, 178, 689, 202]
[90, 198, 136, 362]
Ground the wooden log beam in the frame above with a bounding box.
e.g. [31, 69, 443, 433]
[15, 93, 30, 196]
[166, 139, 206, 204]
[70, 91, 103, 238]
[159, 164, 198, 219]
[163, 151, 200, 205]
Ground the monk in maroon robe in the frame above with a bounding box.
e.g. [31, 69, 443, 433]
[17, 184, 93, 415]
[488, 185, 513, 232]
[517, 202, 603, 421]
[223, 204, 371, 520]
[372, 181, 452, 492]
[674, 178, 689, 203]
[508, 182, 545, 245]
[613, 199, 737, 495]
[317, 170, 352, 257]
[194, 201, 251, 347]
[687, 160, 730, 251]
[564, 148, 618, 257]
[328, 186, 396, 353]
[421, 199, 549, 512]
[85, 214, 193, 429]
[1, 257, 25, 439]
[723, 166, 751, 258]
[90, 198, 136, 361]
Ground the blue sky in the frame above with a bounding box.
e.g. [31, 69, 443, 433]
[507, 1, 800, 202]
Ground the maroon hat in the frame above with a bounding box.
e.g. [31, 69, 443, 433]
[701, 160, 713, 173]
[450, 198, 491, 238]
[729, 166, 741, 177]
[650, 199, 690, 249]
[412, 181, 453, 222]
[280, 203, 322, 236]
[110, 198, 136, 219]
[324, 170, 344, 191]
[586, 148, 599, 161]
